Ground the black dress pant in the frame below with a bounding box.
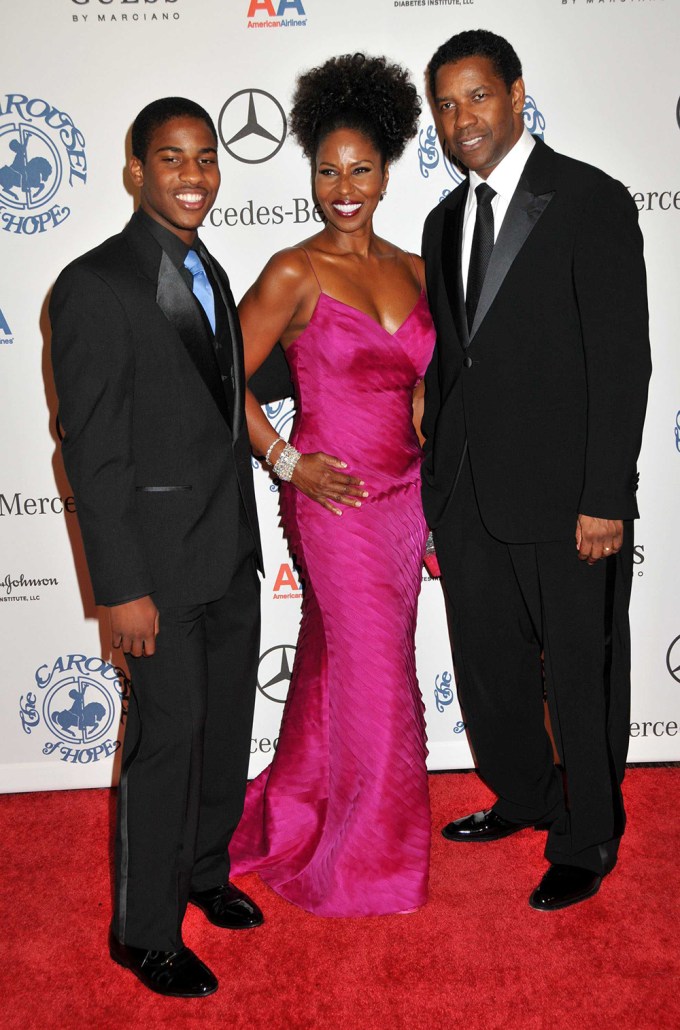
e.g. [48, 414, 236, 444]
[434, 455, 632, 875]
[112, 519, 260, 950]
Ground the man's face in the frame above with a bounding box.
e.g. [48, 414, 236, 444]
[129, 115, 220, 243]
[434, 56, 525, 179]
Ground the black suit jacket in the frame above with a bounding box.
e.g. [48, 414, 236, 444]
[50, 210, 262, 607]
[421, 138, 651, 541]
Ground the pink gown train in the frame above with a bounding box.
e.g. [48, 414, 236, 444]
[230, 269, 436, 916]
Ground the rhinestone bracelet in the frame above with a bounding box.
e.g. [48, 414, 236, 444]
[273, 442, 301, 482]
[264, 437, 284, 467]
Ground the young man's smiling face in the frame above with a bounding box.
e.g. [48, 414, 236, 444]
[129, 115, 220, 244]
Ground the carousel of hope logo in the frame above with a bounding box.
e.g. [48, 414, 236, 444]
[0, 93, 87, 235]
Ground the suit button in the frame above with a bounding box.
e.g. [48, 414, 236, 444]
[463, 356, 473, 368]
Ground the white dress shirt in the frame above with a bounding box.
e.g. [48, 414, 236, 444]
[461, 127, 536, 296]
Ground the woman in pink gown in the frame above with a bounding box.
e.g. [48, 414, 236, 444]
[230, 54, 436, 917]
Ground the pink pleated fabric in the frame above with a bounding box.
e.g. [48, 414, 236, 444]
[230, 291, 436, 916]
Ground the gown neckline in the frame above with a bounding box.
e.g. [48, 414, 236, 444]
[286, 289, 427, 353]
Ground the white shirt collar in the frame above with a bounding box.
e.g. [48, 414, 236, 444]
[468, 127, 535, 203]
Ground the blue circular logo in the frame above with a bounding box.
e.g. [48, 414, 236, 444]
[19, 654, 130, 766]
[0, 122, 61, 211]
[45, 674, 116, 745]
[0, 93, 87, 235]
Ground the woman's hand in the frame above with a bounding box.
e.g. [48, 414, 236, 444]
[291, 452, 368, 516]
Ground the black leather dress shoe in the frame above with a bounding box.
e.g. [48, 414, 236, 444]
[529, 863, 602, 911]
[109, 930, 217, 997]
[189, 881, 264, 929]
[442, 808, 531, 842]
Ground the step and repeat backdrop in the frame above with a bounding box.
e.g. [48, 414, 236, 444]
[1, 0, 679, 792]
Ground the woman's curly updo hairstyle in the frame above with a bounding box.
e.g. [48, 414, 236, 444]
[289, 53, 421, 166]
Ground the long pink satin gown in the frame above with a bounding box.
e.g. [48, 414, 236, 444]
[231, 262, 436, 916]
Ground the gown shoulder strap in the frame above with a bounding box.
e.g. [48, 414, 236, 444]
[403, 249, 424, 290]
[298, 247, 323, 295]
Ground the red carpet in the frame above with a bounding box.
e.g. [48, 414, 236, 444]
[1, 768, 678, 1030]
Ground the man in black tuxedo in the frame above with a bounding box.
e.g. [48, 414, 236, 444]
[51, 98, 264, 996]
[421, 31, 651, 910]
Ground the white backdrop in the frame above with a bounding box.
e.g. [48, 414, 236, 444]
[2, 0, 679, 793]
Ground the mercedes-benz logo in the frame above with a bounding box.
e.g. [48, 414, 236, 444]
[218, 89, 287, 164]
[666, 635, 680, 684]
[257, 644, 296, 702]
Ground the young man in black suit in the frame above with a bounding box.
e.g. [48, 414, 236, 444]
[51, 98, 264, 996]
[421, 31, 651, 910]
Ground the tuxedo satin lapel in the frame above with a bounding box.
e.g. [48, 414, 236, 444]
[469, 187, 554, 341]
[200, 248, 244, 441]
[441, 190, 469, 349]
[155, 251, 231, 426]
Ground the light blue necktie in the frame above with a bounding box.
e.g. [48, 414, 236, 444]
[184, 249, 216, 333]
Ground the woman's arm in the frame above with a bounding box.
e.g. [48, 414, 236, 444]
[239, 250, 367, 515]
[412, 379, 425, 446]
[409, 253, 427, 446]
[239, 249, 304, 460]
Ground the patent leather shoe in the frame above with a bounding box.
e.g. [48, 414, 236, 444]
[442, 808, 531, 842]
[529, 863, 602, 911]
[189, 881, 264, 929]
[109, 930, 217, 997]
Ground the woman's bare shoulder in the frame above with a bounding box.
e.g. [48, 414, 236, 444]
[257, 245, 312, 286]
[241, 246, 315, 311]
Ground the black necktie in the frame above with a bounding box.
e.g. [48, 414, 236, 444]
[466, 182, 496, 331]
